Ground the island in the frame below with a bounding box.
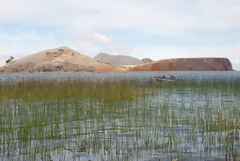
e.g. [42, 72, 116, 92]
[0, 46, 233, 73]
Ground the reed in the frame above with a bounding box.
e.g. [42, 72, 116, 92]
[0, 78, 239, 160]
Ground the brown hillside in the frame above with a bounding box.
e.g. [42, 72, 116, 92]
[0, 46, 123, 73]
[129, 58, 233, 71]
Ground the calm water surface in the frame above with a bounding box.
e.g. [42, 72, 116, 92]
[0, 72, 240, 161]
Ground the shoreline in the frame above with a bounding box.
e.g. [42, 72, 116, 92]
[0, 70, 238, 75]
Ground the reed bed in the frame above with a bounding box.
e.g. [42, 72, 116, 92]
[0, 78, 239, 161]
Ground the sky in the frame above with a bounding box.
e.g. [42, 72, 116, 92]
[0, 0, 240, 70]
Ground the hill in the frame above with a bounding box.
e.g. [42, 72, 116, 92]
[94, 53, 153, 65]
[0, 47, 233, 73]
[0, 46, 123, 73]
[129, 58, 233, 71]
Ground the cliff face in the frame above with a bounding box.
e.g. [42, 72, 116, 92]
[0, 47, 123, 73]
[129, 58, 233, 71]
[94, 53, 152, 65]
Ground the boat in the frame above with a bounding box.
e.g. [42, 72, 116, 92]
[154, 75, 176, 82]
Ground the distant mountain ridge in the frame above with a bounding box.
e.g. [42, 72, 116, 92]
[94, 53, 153, 65]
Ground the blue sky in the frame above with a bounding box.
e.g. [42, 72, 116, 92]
[0, 0, 240, 70]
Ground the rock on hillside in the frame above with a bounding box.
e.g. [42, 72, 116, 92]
[94, 53, 152, 65]
[0, 46, 122, 73]
[141, 58, 153, 63]
[129, 58, 233, 71]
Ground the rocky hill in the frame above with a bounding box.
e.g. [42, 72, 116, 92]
[94, 53, 153, 65]
[129, 58, 233, 71]
[0, 46, 123, 73]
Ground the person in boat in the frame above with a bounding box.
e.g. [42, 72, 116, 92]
[170, 75, 176, 80]
[160, 75, 166, 79]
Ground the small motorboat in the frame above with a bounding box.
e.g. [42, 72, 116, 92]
[154, 75, 176, 81]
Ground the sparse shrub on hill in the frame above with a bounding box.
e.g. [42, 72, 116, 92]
[5, 56, 14, 64]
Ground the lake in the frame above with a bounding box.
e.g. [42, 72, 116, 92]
[0, 72, 240, 161]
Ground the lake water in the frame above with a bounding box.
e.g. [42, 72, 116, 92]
[0, 72, 240, 161]
[0, 71, 240, 82]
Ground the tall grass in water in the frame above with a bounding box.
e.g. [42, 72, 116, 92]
[0, 79, 156, 101]
[0, 78, 239, 161]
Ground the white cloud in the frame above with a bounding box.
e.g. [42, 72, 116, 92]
[95, 34, 111, 43]
[70, 31, 112, 46]
[1, 0, 240, 33]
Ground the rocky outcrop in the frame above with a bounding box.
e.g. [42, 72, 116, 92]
[141, 58, 153, 63]
[129, 58, 233, 71]
[94, 53, 152, 65]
